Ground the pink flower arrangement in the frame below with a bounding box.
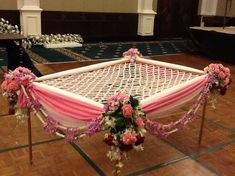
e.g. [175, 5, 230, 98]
[1, 67, 36, 110]
[204, 63, 232, 95]
[123, 48, 142, 62]
[88, 93, 146, 174]
[1, 67, 36, 93]
[102, 93, 146, 151]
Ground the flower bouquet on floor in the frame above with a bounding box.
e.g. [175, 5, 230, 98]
[86, 93, 147, 175]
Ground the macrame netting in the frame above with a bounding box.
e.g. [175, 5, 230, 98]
[40, 62, 200, 104]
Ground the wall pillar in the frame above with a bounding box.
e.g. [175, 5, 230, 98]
[17, 0, 42, 36]
[137, 0, 157, 36]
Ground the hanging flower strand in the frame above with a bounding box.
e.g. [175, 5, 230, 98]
[145, 63, 232, 138]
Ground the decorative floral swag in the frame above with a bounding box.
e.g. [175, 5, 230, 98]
[1, 49, 232, 175]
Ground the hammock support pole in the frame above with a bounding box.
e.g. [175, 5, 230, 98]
[27, 108, 33, 165]
[198, 97, 207, 145]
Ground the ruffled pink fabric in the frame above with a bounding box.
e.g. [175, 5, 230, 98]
[28, 76, 207, 122]
[31, 86, 103, 121]
[142, 77, 207, 114]
[18, 90, 28, 108]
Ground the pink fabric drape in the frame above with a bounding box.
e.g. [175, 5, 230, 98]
[141, 77, 208, 114]
[18, 89, 28, 108]
[29, 77, 207, 122]
[31, 86, 103, 121]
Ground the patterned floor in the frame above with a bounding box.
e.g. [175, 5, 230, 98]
[0, 47, 7, 66]
[69, 40, 186, 59]
[0, 40, 187, 66]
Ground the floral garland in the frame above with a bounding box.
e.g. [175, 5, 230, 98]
[86, 93, 146, 175]
[0, 67, 81, 142]
[43, 116, 79, 142]
[145, 85, 209, 138]
[145, 63, 232, 138]
[123, 48, 142, 62]
[28, 34, 83, 45]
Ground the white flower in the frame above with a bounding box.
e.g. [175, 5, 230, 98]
[106, 147, 122, 161]
[140, 128, 147, 135]
[115, 161, 124, 168]
[133, 144, 144, 151]
[104, 116, 116, 128]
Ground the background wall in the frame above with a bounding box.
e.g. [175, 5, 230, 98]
[0, 0, 17, 10]
[155, 0, 200, 38]
[40, 0, 141, 41]
[0, 0, 199, 40]
[40, 0, 138, 13]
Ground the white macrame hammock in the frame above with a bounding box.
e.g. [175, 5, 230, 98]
[29, 56, 207, 131]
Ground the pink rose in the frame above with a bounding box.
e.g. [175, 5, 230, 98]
[21, 77, 30, 86]
[16, 67, 31, 74]
[115, 92, 129, 102]
[218, 71, 226, 79]
[6, 80, 20, 92]
[213, 67, 220, 74]
[122, 104, 133, 118]
[135, 117, 145, 128]
[224, 78, 231, 86]
[1, 80, 9, 90]
[12, 70, 20, 77]
[122, 132, 137, 145]
[224, 67, 230, 75]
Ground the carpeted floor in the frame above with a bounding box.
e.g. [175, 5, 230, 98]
[0, 47, 7, 66]
[69, 40, 186, 59]
[0, 40, 187, 66]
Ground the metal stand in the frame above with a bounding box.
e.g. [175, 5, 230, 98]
[198, 97, 207, 145]
[27, 109, 33, 164]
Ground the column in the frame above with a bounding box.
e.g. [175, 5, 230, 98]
[198, 0, 218, 26]
[137, 0, 157, 36]
[17, 0, 42, 36]
[198, 0, 218, 16]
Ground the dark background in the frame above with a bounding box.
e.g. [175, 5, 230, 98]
[1, 0, 232, 42]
